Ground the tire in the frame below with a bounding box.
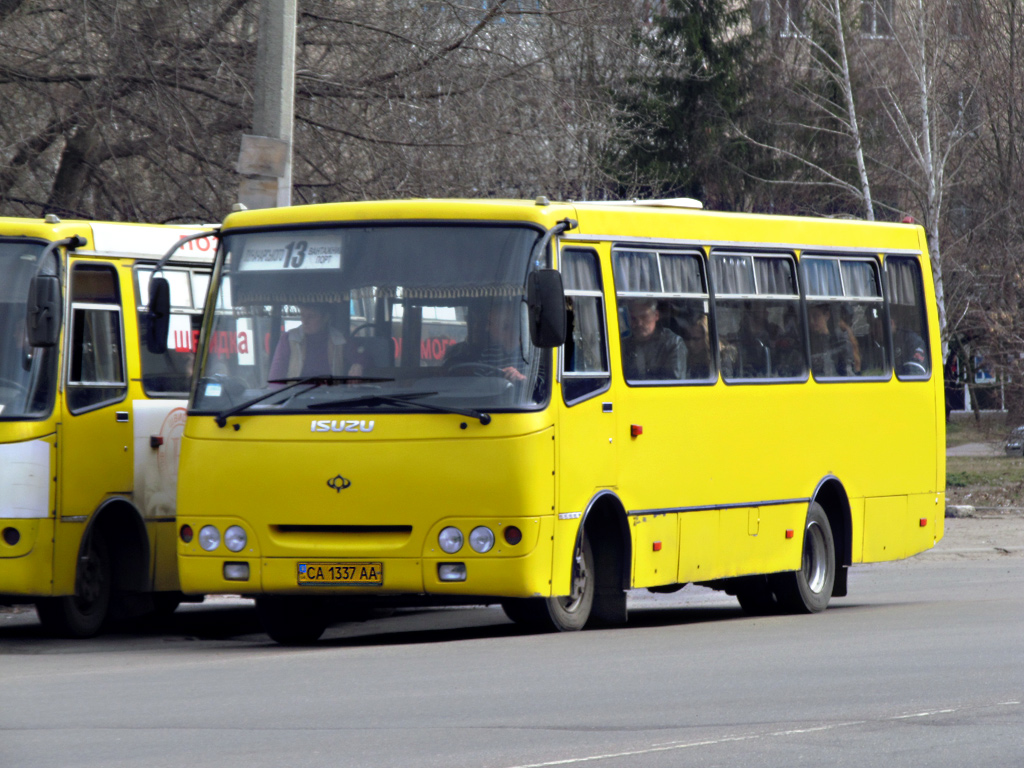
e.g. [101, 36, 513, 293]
[151, 592, 183, 618]
[734, 575, 781, 616]
[502, 533, 594, 632]
[773, 502, 835, 614]
[257, 596, 329, 645]
[36, 535, 112, 638]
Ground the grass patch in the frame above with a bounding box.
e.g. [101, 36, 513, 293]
[947, 455, 1024, 507]
[946, 412, 1011, 446]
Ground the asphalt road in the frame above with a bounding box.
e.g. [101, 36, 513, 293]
[1, 533, 1022, 768]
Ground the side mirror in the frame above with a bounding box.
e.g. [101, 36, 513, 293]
[145, 276, 172, 354]
[527, 269, 567, 348]
[26, 274, 62, 347]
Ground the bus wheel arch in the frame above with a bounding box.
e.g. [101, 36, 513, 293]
[502, 491, 630, 631]
[772, 499, 838, 614]
[810, 476, 852, 597]
[88, 498, 152, 596]
[578, 491, 630, 627]
[36, 498, 150, 637]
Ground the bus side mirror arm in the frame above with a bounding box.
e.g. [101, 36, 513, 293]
[145, 229, 218, 355]
[527, 269, 567, 348]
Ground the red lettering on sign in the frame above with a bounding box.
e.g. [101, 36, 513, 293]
[177, 233, 217, 252]
[207, 330, 253, 357]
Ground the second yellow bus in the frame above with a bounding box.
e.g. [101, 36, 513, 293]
[168, 198, 944, 643]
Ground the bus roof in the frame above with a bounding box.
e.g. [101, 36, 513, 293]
[0, 217, 218, 263]
[219, 198, 927, 254]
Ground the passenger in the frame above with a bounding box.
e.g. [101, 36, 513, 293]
[443, 301, 527, 383]
[771, 305, 804, 377]
[809, 304, 855, 377]
[865, 314, 927, 375]
[893, 320, 927, 374]
[620, 299, 687, 380]
[268, 304, 361, 381]
[837, 306, 862, 374]
[735, 301, 774, 377]
[680, 312, 711, 379]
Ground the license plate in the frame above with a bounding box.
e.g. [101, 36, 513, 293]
[297, 562, 383, 586]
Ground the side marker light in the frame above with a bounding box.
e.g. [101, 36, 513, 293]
[919, 518, 928, 527]
[652, 541, 662, 552]
[630, 424, 643, 437]
[785, 529, 794, 539]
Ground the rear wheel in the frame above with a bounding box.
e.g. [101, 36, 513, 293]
[502, 534, 594, 631]
[36, 535, 112, 638]
[151, 592, 183, 617]
[734, 576, 781, 616]
[774, 503, 835, 613]
[256, 596, 329, 645]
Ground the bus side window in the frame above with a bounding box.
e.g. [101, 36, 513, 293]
[886, 256, 930, 379]
[67, 263, 127, 413]
[803, 256, 885, 379]
[560, 248, 610, 403]
[136, 267, 202, 395]
[613, 249, 712, 384]
[712, 252, 805, 381]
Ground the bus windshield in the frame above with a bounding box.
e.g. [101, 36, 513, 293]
[0, 240, 57, 420]
[193, 224, 548, 416]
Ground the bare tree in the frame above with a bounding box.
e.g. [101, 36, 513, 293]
[0, 1, 645, 221]
[743, 0, 876, 218]
[0, 1, 255, 221]
[860, 0, 982, 346]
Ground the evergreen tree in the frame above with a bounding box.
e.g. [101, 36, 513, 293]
[611, 0, 759, 208]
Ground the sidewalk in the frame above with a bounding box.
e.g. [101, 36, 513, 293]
[926, 510, 1024, 560]
[947, 442, 1004, 457]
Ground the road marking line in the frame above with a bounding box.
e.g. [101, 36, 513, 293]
[501, 701, 1020, 768]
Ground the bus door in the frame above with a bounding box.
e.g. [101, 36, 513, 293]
[557, 247, 616, 492]
[55, 262, 131, 590]
[552, 247, 616, 592]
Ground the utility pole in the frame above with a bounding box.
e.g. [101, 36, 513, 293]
[237, 0, 297, 210]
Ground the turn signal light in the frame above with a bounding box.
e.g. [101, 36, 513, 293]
[180, 525, 194, 543]
[503, 526, 523, 545]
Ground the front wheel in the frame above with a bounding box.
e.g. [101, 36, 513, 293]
[773, 503, 835, 613]
[256, 596, 329, 645]
[36, 534, 112, 638]
[502, 534, 594, 632]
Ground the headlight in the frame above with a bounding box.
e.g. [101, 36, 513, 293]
[438, 526, 463, 554]
[224, 525, 247, 552]
[198, 525, 221, 551]
[469, 526, 495, 553]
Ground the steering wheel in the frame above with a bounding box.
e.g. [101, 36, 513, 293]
[447, 362, 507, 378]
[350, 323, 377, 337]
[898, 361, 928, 377]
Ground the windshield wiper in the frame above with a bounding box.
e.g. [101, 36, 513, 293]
[308, 391, 492, 425]
[212, 375, 394, 428]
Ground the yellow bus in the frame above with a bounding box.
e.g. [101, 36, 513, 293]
[0, 216, 216, 637]
[169, 198, 944, 644]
